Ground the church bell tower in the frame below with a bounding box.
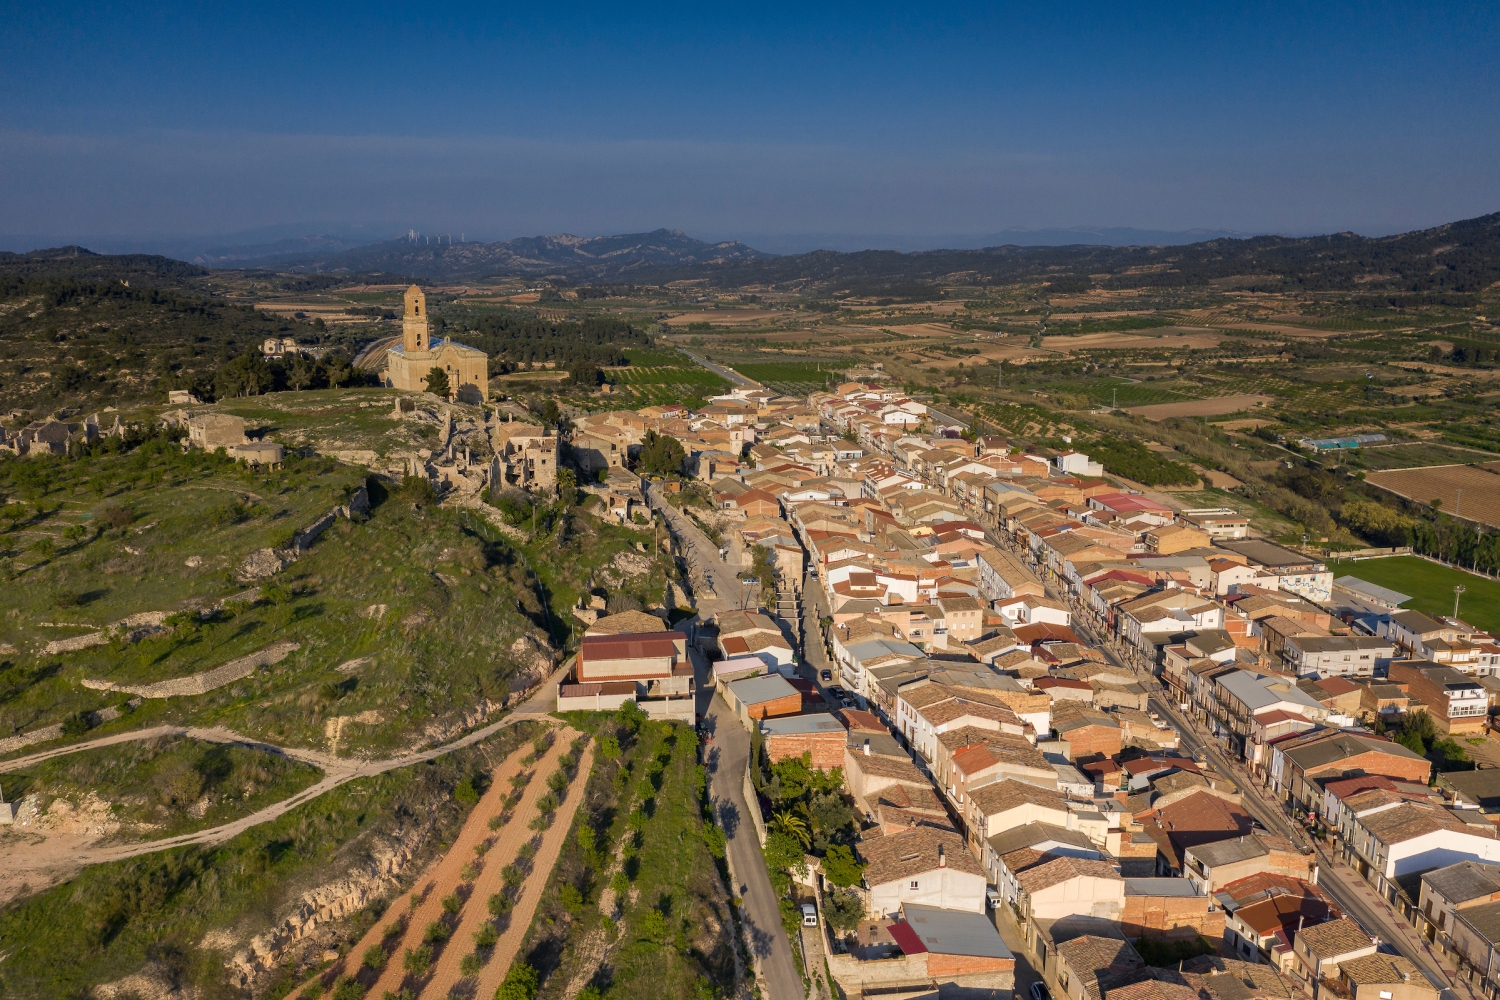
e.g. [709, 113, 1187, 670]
[403, 285, 430, 352]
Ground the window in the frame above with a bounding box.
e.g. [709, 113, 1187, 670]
[910, 880, 920, 890]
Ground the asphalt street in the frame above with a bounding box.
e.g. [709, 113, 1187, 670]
[645, 484, 804, 1000]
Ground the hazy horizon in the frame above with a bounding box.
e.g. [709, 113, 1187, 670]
[4, 5, 1498, 248]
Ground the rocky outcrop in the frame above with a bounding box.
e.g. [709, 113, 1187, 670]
[236, 486, 369, 581]
[226, 823, 431, 990]
[41, 611, 172, 655]
[81, 640, 300, 699]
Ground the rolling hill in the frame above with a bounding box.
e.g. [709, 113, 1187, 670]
[634, 209, 1500, 295]
[272, 227, 772, 280]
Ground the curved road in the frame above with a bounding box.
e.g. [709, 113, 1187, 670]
[676, 349, 758, 389]
[0, 661, 569, 887]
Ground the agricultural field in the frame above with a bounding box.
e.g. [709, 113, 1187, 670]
[732, 360, 848, 395]
[516, 713, 736, 1000]
[1365, 464, 1500, 528]
[1126, 393, 1272, 421]
[1164, 487, 1300, 540]
[607, 364, 730, 408]
[1327, 556, 1500, 633]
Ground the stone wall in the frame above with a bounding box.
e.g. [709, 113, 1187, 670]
[1120, 893, 1224, 945]
[82, 640, 300, 699]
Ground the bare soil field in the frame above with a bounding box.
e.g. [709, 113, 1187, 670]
[1212, 321, 1372, 339]
[1366, 465, 1500, 528]
[667, 309, 784, 326]
[1041, 328, 1225, 351]
[1125, 393, 1272, 420]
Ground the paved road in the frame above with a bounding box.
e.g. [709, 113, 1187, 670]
[352, 334, 401, 371]
[677, 349, 757, 388]
[646, 485, 802, 1000]
[645, 484, 748, 614]
[703, 700, 805, 1000]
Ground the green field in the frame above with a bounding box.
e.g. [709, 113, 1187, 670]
[1328, 555, 1500, 633]
[608, 365, 730, 407]
[731, 360, 847, 395]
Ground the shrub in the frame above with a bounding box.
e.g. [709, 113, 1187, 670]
[460, 952, 483, 976]
[381, 991, 416, 1000]
[423, 920, 452, 944]
[474, 839, 492, 855]
[532, 732, 552, 755]
[441, 893, 463, 915]
[517, 841, 537, 862]
[330, 975, 365, 1000]
[402, 945, 432, 975]
[299, 983, 325, 1000]
[535, 792, 560, 814]
[453, 776, 479, 806]
[498, 962, 540, 1000]
[547, 770, 569, 793]
[459, 861, 479, 881]
[488, 892, 515, 916]
[474, 922, 500, 947]
[361, 945, 387, 970]
[501, 864, 523, 888]
[487, 815, 505, 831]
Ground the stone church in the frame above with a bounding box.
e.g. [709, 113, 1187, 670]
[384, 285, 489, 403]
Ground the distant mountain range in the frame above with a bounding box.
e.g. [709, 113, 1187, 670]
[734, 227, 1253, 255]
[7, 210, 1499, 295]
[265, 229, 772, 281]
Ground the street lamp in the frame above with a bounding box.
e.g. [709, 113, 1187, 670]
[1455, 584, 1466, 618]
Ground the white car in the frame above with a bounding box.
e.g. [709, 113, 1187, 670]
[801, 903, 818, 926]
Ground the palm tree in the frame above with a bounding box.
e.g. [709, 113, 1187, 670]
[770, 809, 811, 850]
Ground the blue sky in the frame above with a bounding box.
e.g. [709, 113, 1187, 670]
[2, 2, 1498, 249]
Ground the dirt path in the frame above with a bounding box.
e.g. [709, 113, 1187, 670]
[301, 725, 592, 1000]
[0, 661, 573, 902]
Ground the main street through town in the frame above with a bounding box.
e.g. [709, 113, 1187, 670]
[644, 484, 805, 1000]
[978, 523, 1473, 1000]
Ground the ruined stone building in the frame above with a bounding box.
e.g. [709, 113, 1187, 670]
[185, 413, 284, 467]
[489, 419, 558, 492]
[384, 285, 488, 403]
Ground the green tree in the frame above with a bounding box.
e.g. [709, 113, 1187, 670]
[637, 429, 686, 476]
[424, 366, 450, 396]
[821, 843, 866, 888]
[556, 467, 579, 506]
[497, 962, 540, 1000]
[823, 887, 865, 934]
[770, 809, 811, 850]
[569, 359, 602, 387]
[762, 830, 809, 893]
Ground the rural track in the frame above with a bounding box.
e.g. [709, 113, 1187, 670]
[0, 662, 571, 890]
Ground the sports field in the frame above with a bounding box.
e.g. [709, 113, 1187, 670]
[1327, 555, 1500, 633]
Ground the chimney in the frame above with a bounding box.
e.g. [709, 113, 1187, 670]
[938, 844, 947, 868]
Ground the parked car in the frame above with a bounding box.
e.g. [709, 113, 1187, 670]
[801, 903, 818, 926]
[1031, 983, 1050, 1000]
[820, 669, 832, 682]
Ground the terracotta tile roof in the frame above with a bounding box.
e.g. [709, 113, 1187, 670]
[1015, 855, 1121, 893]
[1056, 935, 1143, 978]
[1220, 872, 1326, 906]
[847, 751, 927, 784]
[968, 779, 1068, 818]
[858, 826, 983, 887]
[1294, 917, 1373, 958]
[1234, 894, 1334, 936]
[1338, 954, 1424, 986]
[1359, 801, 1478, 844]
